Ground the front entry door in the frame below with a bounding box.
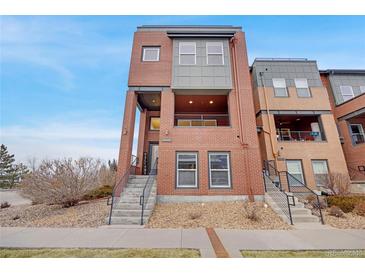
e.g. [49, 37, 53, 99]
[149, 143, 159, 173]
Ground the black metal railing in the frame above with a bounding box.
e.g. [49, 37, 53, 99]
[139, 158, 158, 225]
[263, 169, 294, 225]
[276, 129, 323, 142]
[263, 160, 324, 224]
[352, 133, 365, 145]
[107, 155, 138, 225]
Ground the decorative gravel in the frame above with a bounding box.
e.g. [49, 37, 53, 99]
[0, 199, 109, 228]
[146, 201, 292, 230]
[324, 211, 365, 229]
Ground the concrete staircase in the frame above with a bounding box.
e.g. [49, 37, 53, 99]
[265, 193, 320, 225]
[108, 175, 157, 225]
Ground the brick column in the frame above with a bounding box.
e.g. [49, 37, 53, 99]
[136, 109, 147, 175]
[117, 90, 137, 180]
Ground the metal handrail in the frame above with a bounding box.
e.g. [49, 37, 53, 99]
[108, 155, 138, 225]
[263, 170, 294, 225]
[139, 158, 158, 225]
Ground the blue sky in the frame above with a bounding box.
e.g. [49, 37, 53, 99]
[1, 16, 365, 163]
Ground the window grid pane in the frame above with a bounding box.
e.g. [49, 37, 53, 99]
[143, 47, 160, 61]
[177, 153, 197, 187]
[209, 153, 230, 188]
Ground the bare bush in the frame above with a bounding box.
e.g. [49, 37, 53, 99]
[20, 158, 101, 207]
[244, 203, 260, 222]
[328, 206, 345, 218]
[189, 211, 202, 220]
[98, 164, 116, 187]
[1, 202, 10, 209]
[325, 173, 351, 195]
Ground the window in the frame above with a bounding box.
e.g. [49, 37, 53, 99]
[209, 152, 231, 188]
[150, 117, 160, 131]
[360, 86, 365, 94]
[206, 42, 224, 65]
[272, 78, 288, 97]
[312, 160, 329, 187]
[350, 124, 365, 145]
[340, 86, 354, 102]
[176, 153, 198, 188]
[179, 42, 196, 65]
[295, 78, 311, 97]
[142, 47, 160, 61]
[286, 160, 305, 186]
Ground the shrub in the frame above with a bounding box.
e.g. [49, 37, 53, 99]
[20, 158, 101, 207]
[1, 201, 10, 208]
[244, 203, 260, 222]
[328, 206, 345, 218]
[98, 165, 116, 187]
[189, 211, 202, 220]
[354, 202, 365, 217]
[83, 185, 113, 200]
[325, 173, 351, 195]
[326, 196, 365, 213]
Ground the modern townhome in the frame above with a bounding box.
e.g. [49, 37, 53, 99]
[110, 25, 363, 226]
[110, 25, 264, 225]
[320, 70, 365, 187]
[251, 59, 349, 191]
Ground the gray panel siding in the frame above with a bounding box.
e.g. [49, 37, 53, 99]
[328, 74, 365, 105]
[252, 61, 323, 88]
[172, 39, 232, 89]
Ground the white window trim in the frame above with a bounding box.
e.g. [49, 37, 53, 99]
[272, 78, 288, 97]
[176, 152, 198, 188]
[286, 160, 305, 186]
[350, 123, 365, 134]
[294, 78, 311, 97]
[206, 42, 224, 65]
[142, 47, 160, 62]
[340, 85, 355, 101]
[208, 152, 231, 188]
[179, 42, 196, 65]
[311, 160, 329, 187]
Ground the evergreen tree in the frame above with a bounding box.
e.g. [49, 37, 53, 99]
[0, 144, 29, 188]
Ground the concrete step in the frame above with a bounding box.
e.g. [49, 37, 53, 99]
[109, 216, 149, 225]
[292, 215, 320, 223]
[112, 209, 152, 217]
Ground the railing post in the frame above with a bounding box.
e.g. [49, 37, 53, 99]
[262, 171, 267, 192]
[317, 195, 325, 224]
[286, 195, 294, 225]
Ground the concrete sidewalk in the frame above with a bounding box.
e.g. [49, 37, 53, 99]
[0, 227, 215, 257]
[1, 227, 364, 258]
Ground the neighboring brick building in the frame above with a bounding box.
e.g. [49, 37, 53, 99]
[251, 59, 349, 191]
[117, 26, 264, 202]
[320, 70, 365, 182]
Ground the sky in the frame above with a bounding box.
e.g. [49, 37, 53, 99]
[1, 16, 365, 164]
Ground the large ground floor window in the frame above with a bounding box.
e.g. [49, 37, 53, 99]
[208, 152, 231, 188]
[176, 152, 198, 188]
[286, 160, 305, 186]
[312, 160, 329, 187]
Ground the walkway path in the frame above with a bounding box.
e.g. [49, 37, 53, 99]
[1, 227, 364, 258]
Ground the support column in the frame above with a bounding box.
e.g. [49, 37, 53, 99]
[136, 109, 147, 175]
[117, 90, 137, 180]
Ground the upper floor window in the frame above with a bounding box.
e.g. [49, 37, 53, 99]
[360, 86, 365, 94]
[340, 86, 354, 102]
[206, 42, 224, 65]
[179, 42, 196, 65]
[272, 78, 288, 97]
[142, 47, 160, 62]
[295, 78, 311, 97]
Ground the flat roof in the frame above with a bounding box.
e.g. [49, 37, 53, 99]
[319, 69, 365, 75]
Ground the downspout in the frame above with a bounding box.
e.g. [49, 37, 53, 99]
[230, 36, 253, 201]
[259, 71, 278, 160]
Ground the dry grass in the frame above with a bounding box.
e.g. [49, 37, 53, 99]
[146, 201, 291, 230]
[0, 199, 109, 228]
[0, 248, 200, 258]
[241, 250, 365, 258]
[324, 210, 365, 229]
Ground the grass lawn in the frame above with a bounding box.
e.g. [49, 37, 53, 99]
[0, 248, 200, 258]
[241, 250, 365, 258]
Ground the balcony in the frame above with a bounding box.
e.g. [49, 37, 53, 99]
[274, 114, 325, 142]
[174, 94, 230, 127]
[348, 113, 365, 146]
[352, 133, 365, 145]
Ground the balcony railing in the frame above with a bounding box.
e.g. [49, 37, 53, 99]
[174, 114, 229, 127]
[352, 133, 365, 145]
[277, 129, 324, 142]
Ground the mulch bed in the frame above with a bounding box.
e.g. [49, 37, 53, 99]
[0, 199, 109, 228]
